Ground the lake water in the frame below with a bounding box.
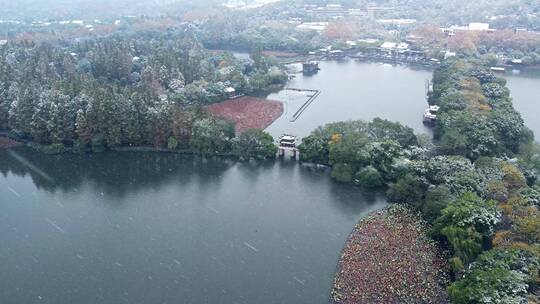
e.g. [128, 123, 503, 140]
[504, 69, 540, 140]
[2, 60, 539, 304]
[0, 148, 387, 304]
[266, 60, 434, 138]
[265, 60, 540, 141]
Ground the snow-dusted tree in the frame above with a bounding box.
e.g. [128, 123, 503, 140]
[30, 91, 53, 143]
[168, 68, 185, 92]
[75, 108, 91, 145]
[0, 88, 9, 130]
[101, 95, 122, 147]
[48, 90, 76, 143]
[146, 101, 172, 147]
[9, 83, 38, 137]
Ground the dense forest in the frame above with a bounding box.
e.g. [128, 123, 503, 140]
[299, 59, 540, 303]
[0, 28, 286, 157]
[431, 60, 533, 158]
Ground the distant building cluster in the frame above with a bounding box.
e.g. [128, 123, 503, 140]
[380, 42, 410, 51]
[302, 3, 389, 19]
[441, 22, 493, 36]
[303, 4, 348, 18]
[296, 22, 329, 32]
[377, 19, 417, 26]
[224, 0, 281, 10]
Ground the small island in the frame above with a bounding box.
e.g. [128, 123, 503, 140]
[332, 205, 448, 304]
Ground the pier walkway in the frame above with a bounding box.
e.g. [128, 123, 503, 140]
[285, 88, 321, 122]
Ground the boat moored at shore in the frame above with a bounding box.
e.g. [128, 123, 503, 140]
[423, 105, 440, 124]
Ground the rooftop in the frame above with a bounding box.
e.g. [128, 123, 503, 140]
[296, 22, 329, 31]
[380, 42, 409, 50]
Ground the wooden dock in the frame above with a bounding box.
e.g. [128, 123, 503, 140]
[285, 88, 321, 122]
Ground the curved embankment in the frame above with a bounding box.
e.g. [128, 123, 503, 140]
[332, 205, 448, 304]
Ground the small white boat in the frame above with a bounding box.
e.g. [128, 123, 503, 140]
[490, 67, 506, 73]
[423, 105, 440, 124]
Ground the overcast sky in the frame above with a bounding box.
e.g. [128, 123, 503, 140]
[0, 0, 222, 20]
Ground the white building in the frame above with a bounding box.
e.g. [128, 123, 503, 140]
[380, 42, 409, 51]
[444, 51, 456, 59]
[348, 9, 364, 16]
[326, 4, 342, 10]
[468, 22, 490, 31]
[378, 19, 417, 26]
[358, 38, 379, 44]
[441, 22, 493, 35]
[296, 22, 329, 32]
[224, 0, 281, 10]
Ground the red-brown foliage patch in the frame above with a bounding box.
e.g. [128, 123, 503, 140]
[207, 96, 283, 134]
[0, 136, 22, 149]
[332, 205, 448, 304]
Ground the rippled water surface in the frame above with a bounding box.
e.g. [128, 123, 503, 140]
[0, 149, 387, 304]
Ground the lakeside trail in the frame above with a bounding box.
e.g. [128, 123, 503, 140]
[332, 205, 449, 304]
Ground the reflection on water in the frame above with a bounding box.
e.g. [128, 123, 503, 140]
[0, 147, 387, 304]
[0, 148, 234, 197]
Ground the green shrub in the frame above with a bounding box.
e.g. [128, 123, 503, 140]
[387, 174, 426, 204]
[441, 225, 483, 267]
[331, 163, 355, 183]
[485, 180, 509, 203]
[432, 192, 501, 238]
[354, 166, 384, 189]
[167, 137, 179, 150]
[431, 193, 502, 274]
[190, 117, 234, 154]
[448, 267, 528, 304]
[448, 249, 538, 304]
[43, 143, 66, 155]
[502, 162, 527, 190]
[232, 129, 277, 159]
[449, 256, 465, 275]
[422, 185, 452, 222]
[367, 118, 418, 147]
